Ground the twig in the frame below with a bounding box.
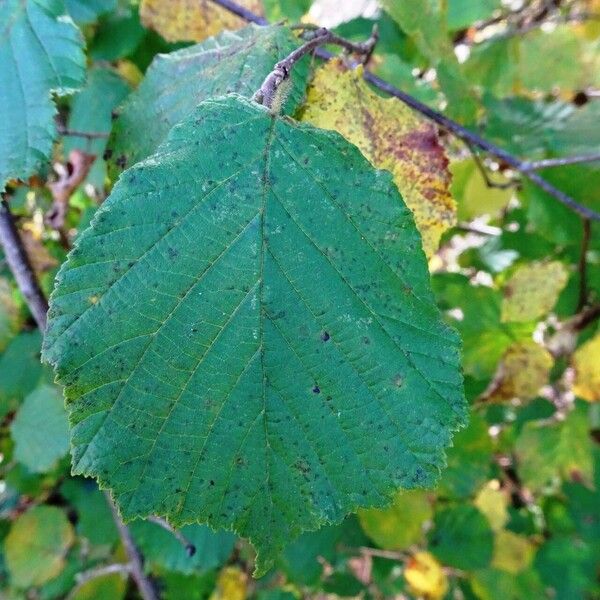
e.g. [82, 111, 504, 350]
[0, 199, 48, 330]
[47, 150, 96, 248]
[254, 27, 378, 108]
[75, 563, 131, 586]
[209, 0, 267, 23]
[57, 125, 110, 140]
[209, 0, 600, 222]
[105, 493, 159, 600]
[523, 152, 600, 170]
[578, 218, 592, 312]
[148, 516, 196, 556]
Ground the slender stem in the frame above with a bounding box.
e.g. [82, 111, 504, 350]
[210, 0, 267, 23]
[75, 563, 132, 585]
[148, 516, 196, 556]
[523, 152, 600, 170]
[254, 27, 378, 108]
[209, 0, 600, 222]
[577, 218, 591, 311]
[106, 493, 159, 600]
[0, 199, 48, 330]
[57, 126, 109, 140]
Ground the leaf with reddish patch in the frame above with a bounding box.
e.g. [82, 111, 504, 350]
[300, 60, 455, 258]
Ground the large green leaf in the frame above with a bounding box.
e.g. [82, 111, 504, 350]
[43, 94, 466, 574]
[106, 24, 309, 176]
[0, 0, 86, 188]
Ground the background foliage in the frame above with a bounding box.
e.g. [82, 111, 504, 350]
[0, 0, 599, 598]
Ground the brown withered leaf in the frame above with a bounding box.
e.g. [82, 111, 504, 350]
[301, 59, 455, 258]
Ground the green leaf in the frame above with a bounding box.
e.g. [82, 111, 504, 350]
[65, 0, 116, 24]
[70, 573, 126, 600]
[534, 537, 597, 599]
[0, 0, 86, 188]
[65, 68, 131, 189]
[0, 331, 45, 419]
[4, 506, 75, 588]
[44, 94, 466, 574]
[447, 0, 500, 30]
[131, 521, 235, 574]
[428, 505, 494, 570]
[60, 478, 119, 546]
[515, 402, 594, 491]
[107, 24, 310, 176]
[10, 383, 69, 473]
[437, 412, 494, 499]
[470, 568, 546, 600]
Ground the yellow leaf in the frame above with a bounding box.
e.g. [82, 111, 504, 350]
[404, 552, 448, 600]
[358, 490, 433, 550]
[501, 261, 569, 323]
[573, 333, 600, 402]
[209, 566, 247, 600]
[492, 531, 535, 574]
[474, 481, 509, 532]
[482, 341, 553, 403]
[450, 159, 513, 220]
[301, 59, 456, 258]
[140, 0, 264, 43]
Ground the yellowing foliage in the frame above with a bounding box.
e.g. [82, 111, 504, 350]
[482, 341, 553, 402]
[301, 59, 456, 258]
[492, 530, 535, 574]
[404, 552, 448, 600]
[140, 0, 264, 42]
[358, 490, 433, 550]
[501, 261, 569, 322]
[209, 567, 247, 600]
[573, 333, 600, 402]
[474, 481, 509, 531]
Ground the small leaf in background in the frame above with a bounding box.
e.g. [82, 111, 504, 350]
[60, 478, 119, 546]
[209, 566, 247, 600]
[515, 403, 594, 491]
[140, 0, 264, 42]
[437, 412, 494, 499]
[0, 331, 44, 420]
[70, 573, 127, 600]
[4, 506, 75, 588]
[572, 333, 600, 402]
[0, 278, 20, 351]
[64, 68, 131, 190]
[404, 552, 448, 600]
[428, 505, 494, 570]
[474, 481, 509, 531]
[501, 261, 569, 322]
[10, 384, 69, 473]
[0, 0, 86, 187]
[44, 94, 466, 574]
[491, 530, 536, 574]
[302, 59, 456, 257]
[447, 0, 500, 31]
[481, 341, 553, 403]
[470, 568, 547, 600]
[107, 25, 310, 175]
[358, 490, 433, 550]
[65, 0, 117, 24]
[450, 159, 513, 221]
[131, 521, 236, 574]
